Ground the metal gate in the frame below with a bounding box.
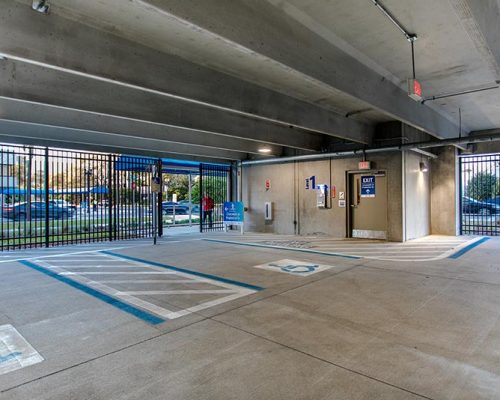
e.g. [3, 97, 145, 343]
[459, 154, 500, 236]
[0, 144, 158, 250]
[199, 163, 232, 232]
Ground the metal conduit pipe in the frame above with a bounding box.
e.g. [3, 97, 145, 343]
[241, 132, 500, 166]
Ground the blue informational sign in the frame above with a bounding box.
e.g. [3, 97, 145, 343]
[361, 175, 376, 198]
[223, 201, 244, 225]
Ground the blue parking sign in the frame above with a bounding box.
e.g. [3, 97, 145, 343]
[223, 202, 244, 225]
[361, 175, 376, 198]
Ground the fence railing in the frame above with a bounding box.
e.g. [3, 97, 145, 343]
[0, 144, 157, 250]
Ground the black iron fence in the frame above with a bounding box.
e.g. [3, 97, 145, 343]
[0, 145, 159, 250]
[459, 154, 500, 236]
[200, 163, 232, 232]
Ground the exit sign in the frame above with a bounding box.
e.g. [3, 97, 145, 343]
[358, 161, 371, 170]
[408, 78, 423, 101]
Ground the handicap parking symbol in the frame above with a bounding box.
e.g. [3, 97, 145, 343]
[269, 263, 319, 274]
[254, 259, 335, 277]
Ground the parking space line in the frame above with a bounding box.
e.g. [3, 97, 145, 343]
[117, 290, 236, 295]
[19, 250, 263, 324]
[18, 260, 166, 325]
[101, 250, 265, 291]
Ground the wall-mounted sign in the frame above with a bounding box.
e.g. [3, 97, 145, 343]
[339, 191, 345, 200]
[305, 176, 316, 190]
[331, 185, 336, 199]
[150, 177, 161, 193]
[358, 161, 371, 170]
[338, 200, 346, 208]
[361, 175, 376, 198]
[265, 179, 271, 190]
[316, 184, 328, 208]
[223, 201, 244, 225]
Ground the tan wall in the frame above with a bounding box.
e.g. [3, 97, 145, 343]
[403, 151, 431, 240]
[242, 153, 403, 241]
[430, 146, 458, 235]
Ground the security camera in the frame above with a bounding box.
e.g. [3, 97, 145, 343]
[32, 0, 50, 14]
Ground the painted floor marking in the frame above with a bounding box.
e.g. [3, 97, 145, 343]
[25, 251, 262, 323]
[253, 259, 335, 276]
[0, 324, 44, 375]
[205, 236, 485, 262]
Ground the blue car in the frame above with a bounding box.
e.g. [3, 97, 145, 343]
[2, 201, 74, 220]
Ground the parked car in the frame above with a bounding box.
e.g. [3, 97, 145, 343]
[51, 199, 77, 211]
[161, 201, 189, 215]
[178, 200, 200, 213]
[2, 201, 75, 220]
[484, 195, 500, 205]
[462, 197, 500, 215]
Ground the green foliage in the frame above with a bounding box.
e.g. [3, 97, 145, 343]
[163, 174, 189, 201]
[465, 172, 499, 201]
[191, 176, 228, 204]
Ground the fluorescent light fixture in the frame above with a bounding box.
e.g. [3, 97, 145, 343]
[258, 147, 272, 154]
[419, 161, 428, 172]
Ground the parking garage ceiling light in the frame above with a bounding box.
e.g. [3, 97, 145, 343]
[258, 147, 272, 154]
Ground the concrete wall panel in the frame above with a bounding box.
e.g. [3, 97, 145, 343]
[242, 153, 403, 241]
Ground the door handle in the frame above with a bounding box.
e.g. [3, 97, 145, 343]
[350, 204, 358, 208]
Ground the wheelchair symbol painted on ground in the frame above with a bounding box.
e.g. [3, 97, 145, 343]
[268, 262, 319, 274]
[253, 259, 335, 276]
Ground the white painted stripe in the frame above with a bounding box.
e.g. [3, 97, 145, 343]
[48, 265, 150, 270]
[58, 271, 178, 275]
[116, 290, 235, 295]
[97, 279, 200, 284]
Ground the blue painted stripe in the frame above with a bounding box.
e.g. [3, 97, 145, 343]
[203, 239, 362, 260]
[448, 237, 490, 259]
[19, 260, 165, 325]
[100, 251, 264, 292]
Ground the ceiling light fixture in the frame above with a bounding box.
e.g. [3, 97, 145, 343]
[419, 161, 428, 172]
[258, 147, 272, 154]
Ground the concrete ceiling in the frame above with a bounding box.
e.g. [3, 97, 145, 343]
[0, 0, 499, 160]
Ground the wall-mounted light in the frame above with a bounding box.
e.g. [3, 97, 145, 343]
[258, 147, 272, 154]
[32, 0, 50, 14]
[419, 161, 428, 172]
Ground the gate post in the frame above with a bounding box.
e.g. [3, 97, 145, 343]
[157, 159, 163, 237]
[108, 154, 113, 241]
[44, 147, 49, 248]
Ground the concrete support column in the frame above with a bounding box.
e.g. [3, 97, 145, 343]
[431, 147, 459, 236]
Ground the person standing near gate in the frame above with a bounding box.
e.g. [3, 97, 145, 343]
[202, 192, 214, 228]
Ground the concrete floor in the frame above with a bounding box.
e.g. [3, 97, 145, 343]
[0, 233, 499, 399]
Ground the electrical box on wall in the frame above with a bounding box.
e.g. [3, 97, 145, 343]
[265, 202, 273, 220]
[316, 184, 328, 208]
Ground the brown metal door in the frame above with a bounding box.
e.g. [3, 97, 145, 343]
[349, 173, 388, 239]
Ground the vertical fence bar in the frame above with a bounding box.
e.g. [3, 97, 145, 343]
[44, 147, 49, 248]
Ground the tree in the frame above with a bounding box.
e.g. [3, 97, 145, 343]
[163, 174, 189, 201]
[465, 172, 499, 201]
[191, 176, 228, 204]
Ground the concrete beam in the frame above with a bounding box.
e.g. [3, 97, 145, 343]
[0, 119, 242, 162]
[0, 60, 325, 152]
[0, 0, 372, 144]
[140, 0, 460, 139]
[0, 97, 282, 156]
[462, 0, 500, 78]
